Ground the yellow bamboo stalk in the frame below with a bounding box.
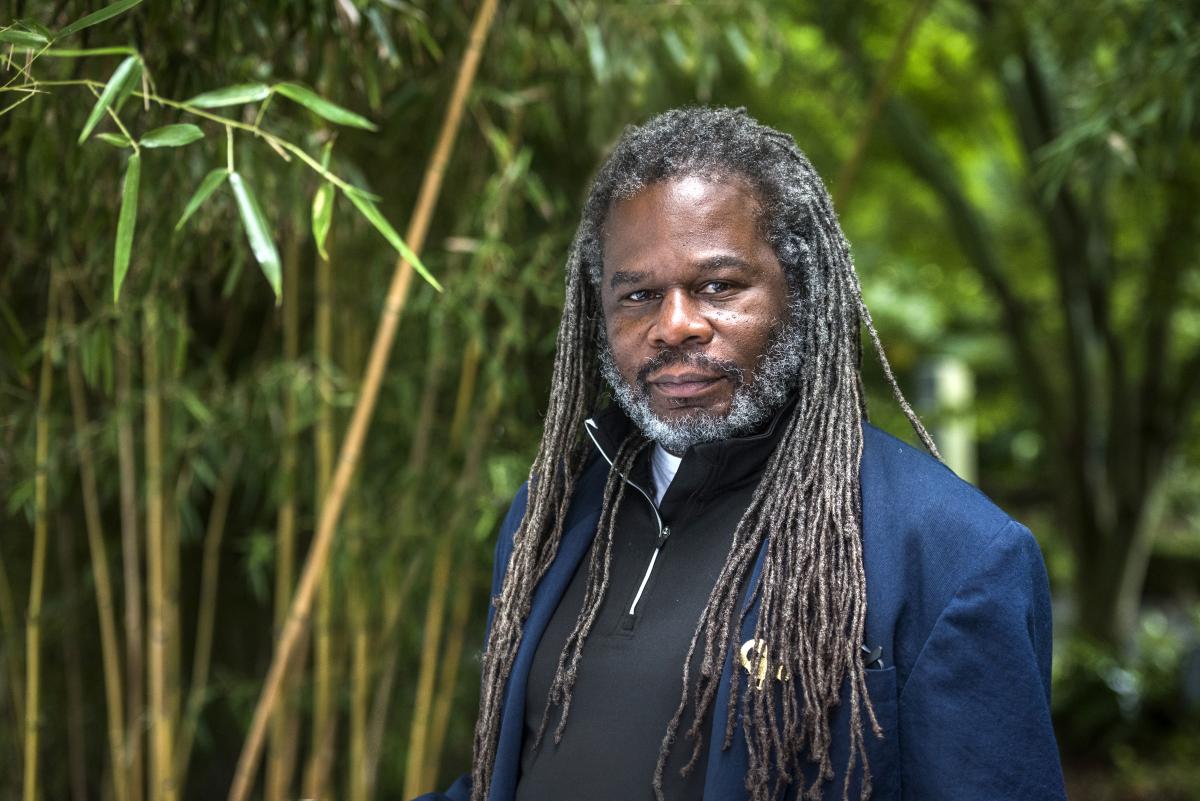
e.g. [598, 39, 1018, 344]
[0, 543, 25, 746]
[144, 298, 176, 801]
[226, 2, 500, 798]
[175, 448, 242, 785]
[342, 266, 370, 801]
[304, 230, 337, 801]
[363, 556, 423, 799]
[349, 595, 369, 801]
[402, 539, 453, 796]
[423, 562, 474, 789]
[55, 518, 89, 801]
[268, 225, 302, 801]
[24, 273, 58, 801]
[360, 320, 447, 798]
[115, 319, 144, 801]
[166, 476, 183, 749]
[63, 288, 128, 801]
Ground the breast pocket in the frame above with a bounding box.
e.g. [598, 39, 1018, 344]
[860, 666, 900, 801]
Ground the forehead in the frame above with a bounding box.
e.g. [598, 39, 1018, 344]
[601, 175, 767, 277]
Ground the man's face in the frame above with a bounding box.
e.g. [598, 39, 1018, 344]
[598, 175, 796, 453]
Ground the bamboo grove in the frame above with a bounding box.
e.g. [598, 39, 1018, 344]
[3, 1, 1199, 800]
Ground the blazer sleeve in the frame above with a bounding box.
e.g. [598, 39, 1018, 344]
[898, 520, 1066, 801]
[409, 483, 529, 801]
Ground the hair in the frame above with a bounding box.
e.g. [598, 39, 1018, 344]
[471, 107, 939, 801]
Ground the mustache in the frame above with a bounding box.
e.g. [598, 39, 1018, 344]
[635, 350, 745, 389]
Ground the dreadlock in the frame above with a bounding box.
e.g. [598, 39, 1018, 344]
[470, 107, 939, 801]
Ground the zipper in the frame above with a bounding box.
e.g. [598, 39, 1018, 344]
[583, 419, 673, 620]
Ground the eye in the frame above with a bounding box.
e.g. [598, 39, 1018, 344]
[699, 280, 733, 295]
[623, 289, 658, 303]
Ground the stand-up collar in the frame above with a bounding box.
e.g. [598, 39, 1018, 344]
[585, 397, 796, 519]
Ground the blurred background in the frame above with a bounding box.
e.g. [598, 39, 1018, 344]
[1, 0, 1198, 799]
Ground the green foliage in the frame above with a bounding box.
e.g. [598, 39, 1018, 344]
[112, 152, 139, 300]
[228, 172, 282, 301]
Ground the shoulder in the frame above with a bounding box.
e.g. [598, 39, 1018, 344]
[859, 423, 1048, 668]
[491, 454, 609, 586]
[860, 422, 1024, 560]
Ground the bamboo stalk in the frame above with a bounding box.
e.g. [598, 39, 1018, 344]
[403, 530, 454, 797]
[362, 556, 423, 799]
[343, 267, 370, 801]
[304, 230, 337, 801]
[226, 2, 500, 798]
[175, 447, 242, 785]
[423, 561, 474, 789]
[63, 288, 128, 801]
[166, 475, 183, 757]
[143, 298, 176, 801]
[349, 594, 369, 801]
[268, 223, 302, 801]
[0, 543, 25, 747]
[24, 272, 58, 801]
[833, 0, 931, 208]
[166, 291, 188, 769]
[115, 317, 144, 801]
[56, 517, 90, 801]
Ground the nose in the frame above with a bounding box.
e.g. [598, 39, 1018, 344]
[650, 288, 713, 349]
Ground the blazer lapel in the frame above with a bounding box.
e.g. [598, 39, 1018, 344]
[702, 537, 768, 801]
[488, 459, 607, 801]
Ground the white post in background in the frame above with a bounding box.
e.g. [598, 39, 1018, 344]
[922, 355, 976, 484]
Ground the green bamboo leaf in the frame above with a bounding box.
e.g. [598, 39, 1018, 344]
[113, 152, 140, 302]
[273, 82, 377, 131]
[139, 123, 204, 148]
[78, 55, 141, 144]
[96, 132, 132, 148]
[18, 19, 54, 39]
[311, 183, 334, 261]
[342, 188, 441, 292]
[58, 0, 145, 38]
[229, 172, 282, 302]
[184, 83, 271, 109]
[0, 28, 49, 46]
[175, 168, 228, 231]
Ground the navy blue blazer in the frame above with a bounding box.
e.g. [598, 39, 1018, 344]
[421, 423, 1067, 801]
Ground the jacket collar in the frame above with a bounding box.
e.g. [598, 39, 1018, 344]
[584, 396, 795, 516]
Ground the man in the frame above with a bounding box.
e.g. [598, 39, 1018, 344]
[422, 107, 1066, 801]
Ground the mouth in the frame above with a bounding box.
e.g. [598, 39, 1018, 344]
[645, 371, 727, 399]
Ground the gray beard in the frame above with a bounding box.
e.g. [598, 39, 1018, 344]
[598, 308, 804, 455]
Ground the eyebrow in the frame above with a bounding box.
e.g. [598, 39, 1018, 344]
[607, 255, 752, 289]
[609, 270, 647, 289]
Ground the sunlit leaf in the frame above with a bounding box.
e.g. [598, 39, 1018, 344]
[583, 23, 608, 82]
[78, 55, 141, 144]
[175, 168, 228, 231]
[96, 132, 132, 148]
[113, 152, 140, 302]
[311, 183, 334, 261]
[274, 82, 377, 131]
[342, 188, 441, 291]
[229, 172, 282, 302]
[58, 0, 145, 38]
[139, 123, 204, 148]
[184, 83, 271, 109]
[0, 28, 48, 46]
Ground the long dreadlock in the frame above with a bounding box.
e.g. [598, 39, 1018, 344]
[470, 107, 939, 801]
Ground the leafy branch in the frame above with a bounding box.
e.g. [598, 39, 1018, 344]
[1, 0, 440, 302]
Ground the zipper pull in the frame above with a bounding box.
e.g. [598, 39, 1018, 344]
[656, 525, 671, 549]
